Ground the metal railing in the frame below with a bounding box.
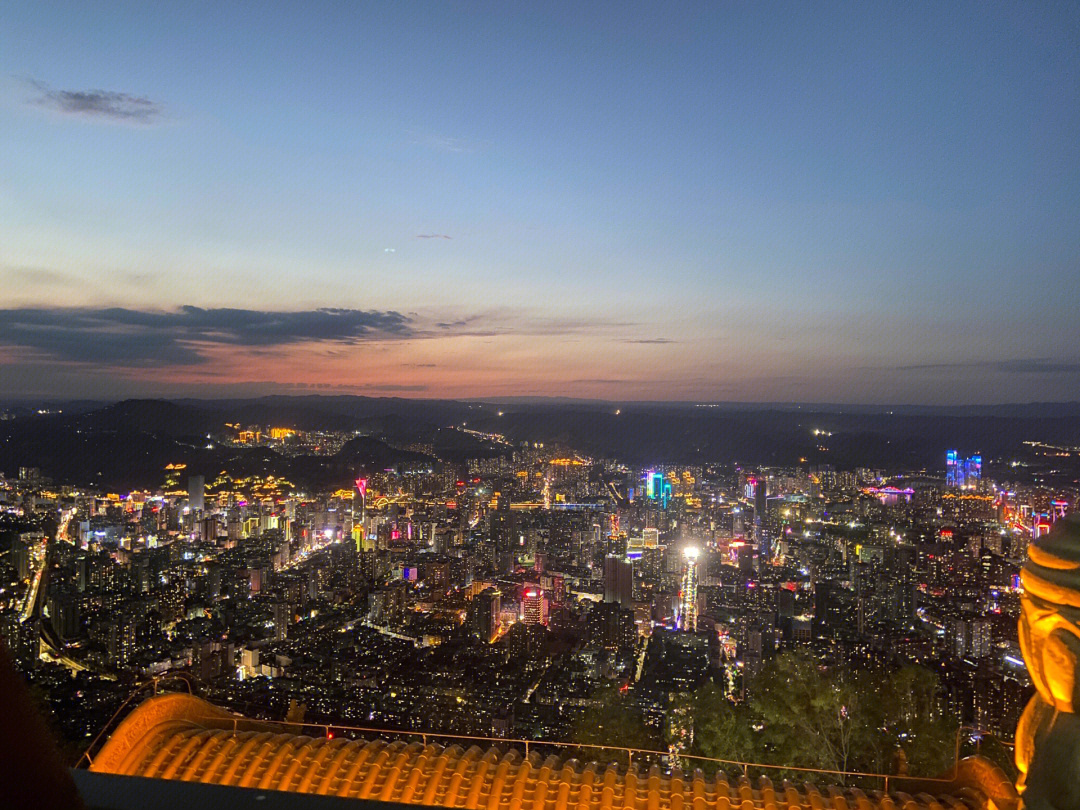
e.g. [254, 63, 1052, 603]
[77, 673, 196, 769]
[86, 697, 1016, 794]
[75, 674, 1019, 797]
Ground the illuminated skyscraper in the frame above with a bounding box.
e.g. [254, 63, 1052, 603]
[644, 470, 671, 509]
[521, 587, 548, 626]
[946, 450, 959, 487]
[963, 455, 982, 489]
[352, 477, 368, 550]
[946, 451, 982, 490]
[678, 547, 698, 632]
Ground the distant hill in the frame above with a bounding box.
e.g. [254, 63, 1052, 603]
[1, 396, 1077, 489]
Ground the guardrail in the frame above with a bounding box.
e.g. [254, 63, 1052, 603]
[78, 686, 1017, 794]
[76, 673, 196, 769]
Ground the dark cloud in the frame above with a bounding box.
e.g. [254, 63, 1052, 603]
[356, 383, 429, 392]
[416, 234, 452, 240]
[623, 338, 676, 344]
[994, 359, 1080, 374]
[897, 358, 1080, 375]
[24, 78, 163, 123]
[0, 306, 413, 367]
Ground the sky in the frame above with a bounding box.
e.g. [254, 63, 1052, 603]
[1, 1, 1078, 404]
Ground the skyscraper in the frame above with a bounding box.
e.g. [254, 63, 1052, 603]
[754, 476, 768, 559]
[603, 554, 634, 607]
[352, 476, 367, 550]
[946, 451, 982, 490]
[188, 475, 205, 513]
[521, 587, 548, 626]
[644, 470, 671, 508]
[471, 587, 501, 643]
[678, 547, 699, 632]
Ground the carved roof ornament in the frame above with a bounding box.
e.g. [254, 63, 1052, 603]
[1017, 512, 1080, 808]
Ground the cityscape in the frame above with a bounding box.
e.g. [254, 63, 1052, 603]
[2, 399, 1078, 788]
[2, 2, 1079, 808]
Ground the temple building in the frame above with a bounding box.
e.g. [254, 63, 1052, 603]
[84, 691, 1016, 809]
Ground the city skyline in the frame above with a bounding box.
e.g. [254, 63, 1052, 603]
[3, 2, 1079, 403]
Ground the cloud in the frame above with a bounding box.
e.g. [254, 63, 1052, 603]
[622, 338, 676, 345]
[897, 358, 1080, 375]
[0, 306, 413, 367]
[435, 318, 474, 330]
[416, 234, 452, 240]
[356, 383, 429, 392]
[23, 78, 163, 123]
[2, 266, 73, 286]
[994, 359, 1080, 374]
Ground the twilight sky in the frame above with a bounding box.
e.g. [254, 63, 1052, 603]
[2, 2, 1078, 403]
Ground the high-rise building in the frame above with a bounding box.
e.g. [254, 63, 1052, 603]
[188, 475, 205, 513]
[352, 476, 368, 551]
[521, 587, 548, 626]
[678, 547, 699, 632]
[107, 616, 137, 668]
[754, 477, 768, 517]
[471, 587, 501, 643]
[644, 471, 671, 508]
[273, 602, 291, 641]
[965, 455, 982, 488]
[946, 451, 982, 490]
[971, 618, 991, 659]
[754, 477, 769, 559]
[586, 601, 636, 655]
[603, 554, 634, 607]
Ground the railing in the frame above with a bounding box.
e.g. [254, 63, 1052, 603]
[77, 673, 196, 769]
[81, 691, 1016, 795]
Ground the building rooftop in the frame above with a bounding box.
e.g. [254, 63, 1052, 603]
[87, 693, 1016, 810]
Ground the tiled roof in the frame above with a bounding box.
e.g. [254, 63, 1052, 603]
[89, 694, 1011, 810]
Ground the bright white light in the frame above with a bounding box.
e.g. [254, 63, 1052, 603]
[683, 546, 699, 560]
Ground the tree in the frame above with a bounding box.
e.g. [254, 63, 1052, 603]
[877, 666, 957, 777]
[750, 650, 872, 778]
[571, 683, 661, 765]
[575, 652, 957, 782]
[683, 682, 756, 769]
[746, 653, 956, 780]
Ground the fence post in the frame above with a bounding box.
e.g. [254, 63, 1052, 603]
[525, 740, 530, 758]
